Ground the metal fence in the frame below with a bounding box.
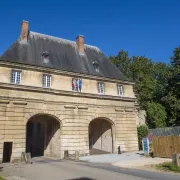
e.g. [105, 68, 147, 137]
[149, 126, 180, 137]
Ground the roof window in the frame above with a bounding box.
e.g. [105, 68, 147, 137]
[42, 51, 50, 64]
[92, 61, 99, 72]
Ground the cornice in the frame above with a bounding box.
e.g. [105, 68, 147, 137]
[0, 82, 136, 102]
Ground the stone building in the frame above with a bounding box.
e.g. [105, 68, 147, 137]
[0, 21, 138, 162]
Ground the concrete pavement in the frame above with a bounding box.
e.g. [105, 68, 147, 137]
[80, 151, 146, 163]
[0, 157, 179, 180]
[80, 151, 171, 168]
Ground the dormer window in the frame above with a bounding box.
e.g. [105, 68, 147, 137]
[42, 51, 49, 64]
[92, 61, 99, 72]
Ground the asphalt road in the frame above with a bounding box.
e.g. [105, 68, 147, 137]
[1, 158, 180, 180]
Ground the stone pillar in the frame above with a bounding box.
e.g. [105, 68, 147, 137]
[43, 122, 47, 156]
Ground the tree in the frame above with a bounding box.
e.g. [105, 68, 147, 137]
[146, 102, 167, 128]
[162, 47, 180, 126]
[153, 62, 171, 102]
[171, 46, 180, 69]
[110, 47, 180, 128]
[110, 51, 169, 128]
[137, 125, 148, 150]
[109, 50, 131, 79]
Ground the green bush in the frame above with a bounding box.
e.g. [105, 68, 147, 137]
[137, 125, 148, 150]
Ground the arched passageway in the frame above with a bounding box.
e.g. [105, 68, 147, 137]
[89, 118, 113, 155]
[26, 114, 61, 158]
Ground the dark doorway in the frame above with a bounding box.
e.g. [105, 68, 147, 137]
[3, 142, 13, 163]
[26, 114, 61, 158]
[26, 121, 45, 157]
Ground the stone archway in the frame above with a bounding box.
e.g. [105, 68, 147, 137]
[26, 114, 61, 158]
[89, 118, 114, 155]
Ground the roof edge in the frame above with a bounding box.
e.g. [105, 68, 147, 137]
[0, 59, 135, 84]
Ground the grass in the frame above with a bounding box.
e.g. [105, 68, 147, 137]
[0, 176, 5, 180]
[156, 162, 180, 173]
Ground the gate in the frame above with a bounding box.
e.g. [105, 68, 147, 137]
[152, 136, 180, 158]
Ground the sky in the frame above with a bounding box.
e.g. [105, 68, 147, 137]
[0, 0, 179, 63]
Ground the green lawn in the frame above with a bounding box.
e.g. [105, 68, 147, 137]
[0, 176, 5, 180]
[156, 162, 180, 173]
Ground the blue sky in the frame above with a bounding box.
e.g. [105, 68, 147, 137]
[0, 0, 179, 63]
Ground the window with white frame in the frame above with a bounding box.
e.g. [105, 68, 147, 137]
[97, 82, 104, 94]
[42, 74, 51, 88]
[117, 84, 123, 96]
[11, 70, 21, 84]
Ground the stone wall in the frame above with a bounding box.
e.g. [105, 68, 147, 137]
[0, 62, 138, 162]
[136, 110, 147, 126]
[0, 87, 138, 162]
[0, 66, 135, 98]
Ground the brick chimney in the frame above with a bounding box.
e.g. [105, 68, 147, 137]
[20, 20, 29, 41]
[76, 35, 84, 54]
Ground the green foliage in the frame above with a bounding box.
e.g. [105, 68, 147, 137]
[146, 102, 167, 128]
[110, 47, 180, 128]
[171, 46, 180, 68]
[156, 162, 180, 173]
[109, 51, 132, 80]
[136, 77, 157, 109]
[137, 125, 148, 150]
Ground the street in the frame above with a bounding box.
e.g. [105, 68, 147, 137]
[1, 158, 180, 180]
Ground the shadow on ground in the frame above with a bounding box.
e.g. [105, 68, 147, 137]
[68, 178, 95, 180]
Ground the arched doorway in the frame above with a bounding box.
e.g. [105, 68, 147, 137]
[89, 118, 113, 155]
[26, 114, 61, 158]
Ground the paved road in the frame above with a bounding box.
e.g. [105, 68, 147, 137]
[1, 158, 180, 180]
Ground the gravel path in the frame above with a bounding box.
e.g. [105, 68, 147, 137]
[112, 157, 172, 168]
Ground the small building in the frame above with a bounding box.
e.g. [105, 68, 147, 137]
[0, 21, 138, 162]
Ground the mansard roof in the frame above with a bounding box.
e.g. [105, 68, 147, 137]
[1, 31, 127, 80]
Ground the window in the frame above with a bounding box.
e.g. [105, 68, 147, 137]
[42, 74, 51, 88]
[92, 61, 99, 72]
[42, 51, 50, 64]
[72, 78, 82, 92]
[97, 82, 104, 94]
[117, 84, 123, 96]
[11, 70, 21, 84]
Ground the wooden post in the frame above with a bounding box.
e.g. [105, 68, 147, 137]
[172, 154, 180, 167]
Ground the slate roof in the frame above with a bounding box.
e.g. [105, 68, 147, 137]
[1, 31, 126, 80]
